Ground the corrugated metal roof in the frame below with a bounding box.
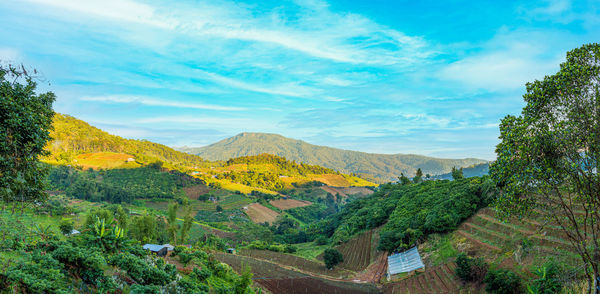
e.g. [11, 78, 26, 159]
[387, 246, 425, 275]
[143, 244, 166, 252]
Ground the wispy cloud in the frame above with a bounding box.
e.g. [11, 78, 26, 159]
[21, 0, 432, 66]
[81, 95, 245, 111]
[439, 30, 565, 91]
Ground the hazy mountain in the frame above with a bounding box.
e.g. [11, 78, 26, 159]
[431, 162, 490, 180]
[178, 133, 487, 181]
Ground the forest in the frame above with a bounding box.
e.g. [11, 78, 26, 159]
[305, 177, 496, 251]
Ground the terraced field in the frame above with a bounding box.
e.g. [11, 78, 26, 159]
[456, 208, 579, 263]
[238, 249, 353, 278]
[337, 230, 375, 271]
[214, 252, 379, 294]
[383, 263, 461, 294]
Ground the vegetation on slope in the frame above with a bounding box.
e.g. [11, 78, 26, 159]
[48, 164, 205, 203]
[180, 132, 487, 181]
[46, 113, 206, 168]
[306, 178, 496, 251]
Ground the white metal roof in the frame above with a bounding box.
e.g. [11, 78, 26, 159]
[387, 246, 425, 275]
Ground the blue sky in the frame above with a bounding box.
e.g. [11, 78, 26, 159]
[0, 0, 598, 160]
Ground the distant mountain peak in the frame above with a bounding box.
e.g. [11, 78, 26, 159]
[181, 133, 487, 181]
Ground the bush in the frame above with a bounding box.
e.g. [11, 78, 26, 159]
[59, 218, 74, 235]
[284, 245, 297, 253]
[323, 248, 344, 269]
[456, 253, 488, 284]
[484, 269, 522, 294]
[527, 261, 562, 294]
[314, 235, 328, 245]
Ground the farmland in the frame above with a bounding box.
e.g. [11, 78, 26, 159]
[245, 203, 280, 224]
[336, 230, 376, 271]
[238, 249, 354, 278]
[383, 263, 460, 294]
[73, 152, 141, 169]
[455, 208, 581, 268]
[270, 199, 312, 210]
[213, 252, 380, 294]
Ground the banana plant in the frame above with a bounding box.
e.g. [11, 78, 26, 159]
[93, 216, 107, 238]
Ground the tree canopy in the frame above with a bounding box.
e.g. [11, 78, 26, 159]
[490, 43, 600, 293]
[0, 65, 55, 209]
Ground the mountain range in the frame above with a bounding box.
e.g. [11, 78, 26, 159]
[178, 133, 487, 181]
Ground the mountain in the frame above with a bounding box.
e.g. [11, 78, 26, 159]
[178, 132, 487, 181]
[45, 113, 205, 168]
[432, 162, 490, 180]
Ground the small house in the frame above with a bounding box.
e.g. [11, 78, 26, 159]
[143, 244, 174, 257]
[68, 229, 80, 236]
[127, 158, 135, 162]
[227, 248, 236, 254]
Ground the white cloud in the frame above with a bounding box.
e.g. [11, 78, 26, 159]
[439, 30, 564, 91]
[25, 0, 172, 28]
[81, 95, 245, 111]
[21, 0, 431, 66]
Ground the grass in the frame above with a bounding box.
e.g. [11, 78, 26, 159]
[75, 152, 142, 169]
[420, 234, 458, 266]
[292, 242, 328, 261]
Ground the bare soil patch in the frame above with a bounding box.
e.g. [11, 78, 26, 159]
[245, 203, 280, 224]
[270, 199, 312, 210]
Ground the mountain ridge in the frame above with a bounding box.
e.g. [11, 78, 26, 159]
[178, 132, 487, 181]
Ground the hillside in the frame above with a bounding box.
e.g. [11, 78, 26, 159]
[179, 132, 487, 181]
[45, 113, 206, 168]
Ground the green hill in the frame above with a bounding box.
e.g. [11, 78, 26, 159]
[179, 133, 487, 181]
[46, 113, 206, 168]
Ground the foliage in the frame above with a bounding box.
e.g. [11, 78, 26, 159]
[306, 177, 493, 250]
[484, 269, 523, 294]
[489, 43, 600, 289]
[48, 165, 204, 203]
[456, 253, 488, 284]
[323, 248, 343, 269]
[226, 154, 336, 175]
[0, 64, 55, 208]
[451, 166, 464, 180]
[58, 218, 74, 235]
[527, 261, 562, 294]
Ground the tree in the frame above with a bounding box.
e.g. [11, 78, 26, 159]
[490, 43, 600, 294]
[0, 64, 55, 212]
[398, 173, 411, 185]
[179, 202, 194, 244]
[167, 202, 179, 244]
[130, 214, 157, 243]
[451, 167, 463, 180]
[323, 248, 343, 269]
[413, 168, 423, 183]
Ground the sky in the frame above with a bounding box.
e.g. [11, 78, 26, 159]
[0, 0, 598, 160]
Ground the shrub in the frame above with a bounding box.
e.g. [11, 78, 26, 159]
[456, 253, 488, 284]
[284, 245, 297, 253]
[484, 269, 522, 294]
[323, 248, 344, 269]
[315, 235, 328, 245]
[527, 261, 562, 294]
[59, 218, 74, 235]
